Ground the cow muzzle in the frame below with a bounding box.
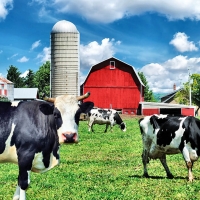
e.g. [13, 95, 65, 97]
[62, 132, 79, 143]
[120, 122, 126, 132]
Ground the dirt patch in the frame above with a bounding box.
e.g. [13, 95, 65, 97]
[119, 114, 145, 120]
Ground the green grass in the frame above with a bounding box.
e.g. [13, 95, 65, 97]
[1, 118, 200, 199]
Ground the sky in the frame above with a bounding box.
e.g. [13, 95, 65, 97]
[1, 0, 200, 93]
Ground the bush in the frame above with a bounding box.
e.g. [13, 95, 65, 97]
[0, 95, 10, 102]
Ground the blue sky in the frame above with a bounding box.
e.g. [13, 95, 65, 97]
[1, 0, 200, 93]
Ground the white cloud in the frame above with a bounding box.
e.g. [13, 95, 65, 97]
[48, 0, 200, 23]
[170, 32, 198, 52]
[17, 56, 29, 63]
[30, 40, 41, 51]
[36, 47, 50, 63]
[29, 0, 47, 4]
[20, 70, 29, 78]
[0, 0, 13, 20]
[79, 38, 120, 84]
[140, 55, 200, 93]
[7, 53, 18, 60]
[80, 38, 119, 69]
[28, 1, 58, 23]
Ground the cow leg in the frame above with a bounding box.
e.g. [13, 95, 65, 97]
[159, 155, 174, 179]
[13, 153, 34, 200]
[110, 125, 113, 132]
[186, 161, 194, 182]
[88, 120, 94, 132]
[13, 185, 25, 200]
[142, 149, 150, 177]
[13, 171, 31, 200]
[13, 185, 20, 200]
[104, 124, 109, 133]
[182, 146, 194, 182]
[91, 124, 95, 132]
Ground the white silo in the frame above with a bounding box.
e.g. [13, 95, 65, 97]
[50, 20, 80, 97]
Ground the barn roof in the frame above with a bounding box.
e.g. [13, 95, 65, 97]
[81, 57, 145, 87]
[14, 88, 39, 100]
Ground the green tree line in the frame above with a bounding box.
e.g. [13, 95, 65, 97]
[138, 72, 156, 102]
[175, 73, 200, 114]
[6, 61, 50, 97]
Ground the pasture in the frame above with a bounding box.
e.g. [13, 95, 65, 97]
[1, 117, 200, 199]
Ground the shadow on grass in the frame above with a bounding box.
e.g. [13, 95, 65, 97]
[128, 174, 188, 180]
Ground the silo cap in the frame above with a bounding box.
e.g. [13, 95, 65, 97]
[51, 20, 79, 33]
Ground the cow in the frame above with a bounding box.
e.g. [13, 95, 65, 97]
[88, 108, 126, 132]
[0, 92, 94, 200]
[139, 114, 200, 182]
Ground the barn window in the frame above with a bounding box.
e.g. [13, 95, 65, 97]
[110, 61, 115, 69]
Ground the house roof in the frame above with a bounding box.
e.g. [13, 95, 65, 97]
[161, 89, 182, 103]
[14, 88, 39, 99]
[0, 76, 13, 84]
[81, 57, 145, 87]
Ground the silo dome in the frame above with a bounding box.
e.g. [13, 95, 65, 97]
[51, 20, 78, 33]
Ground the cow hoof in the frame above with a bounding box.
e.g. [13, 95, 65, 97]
[142, 173, 150, 178]
[167, 173, 174, 179]
[188, 177, 194, 182]
[13, 196, 20, 200]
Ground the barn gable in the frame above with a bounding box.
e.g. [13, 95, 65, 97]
[81, 57, 145, 114]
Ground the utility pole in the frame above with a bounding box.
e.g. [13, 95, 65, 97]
[188, 67, 192, 106]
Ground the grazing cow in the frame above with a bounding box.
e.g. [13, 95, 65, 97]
[0, 92, 93, 200]
[139, 114, 200, 181]
[88, 108, 126, 132]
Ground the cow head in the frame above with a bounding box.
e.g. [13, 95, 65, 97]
[120, 122, 126, 132]
[42, 92, 94, 144]
[113, 112, 126, 132]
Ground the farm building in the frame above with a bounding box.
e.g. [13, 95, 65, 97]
[138, 102, 196, 116]
[14, 88, 39, 101]
[0, 76, 14, 101]
[138, 83, 195, 116]
[80, 57, 145, 114]
[160, 84, 181, 104]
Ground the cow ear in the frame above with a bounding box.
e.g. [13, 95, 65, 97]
[39, 103, 54, 115]
[78, 101, 94, 114]
[74, 102, 94, 125]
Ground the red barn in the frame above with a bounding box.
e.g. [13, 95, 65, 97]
[80, 57, 145, 114]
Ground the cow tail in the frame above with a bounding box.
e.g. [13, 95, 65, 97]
[138, 118, 144, 134]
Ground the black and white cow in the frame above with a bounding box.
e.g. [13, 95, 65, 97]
[139, 114, 200, 181]
[88, 108, 126, 132]
[0, 92, 93, 200]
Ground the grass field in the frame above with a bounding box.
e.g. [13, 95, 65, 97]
[1, 117, 200, 199]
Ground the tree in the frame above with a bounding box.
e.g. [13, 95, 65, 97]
[24, 69, 35, 88]
[34, 61, 50, 97]
[175, 82, 190, 105]
[175, 73, 200, 106]
[190, 74, 200, 108]
[175, 73, 200, 115]
[138, 72, 156, 102]
[7, 65, 24, 88]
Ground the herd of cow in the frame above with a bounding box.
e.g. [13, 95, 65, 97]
[0, 91, 200, 199]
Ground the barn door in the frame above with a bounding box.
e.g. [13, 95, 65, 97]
[160, 108, 181, 115]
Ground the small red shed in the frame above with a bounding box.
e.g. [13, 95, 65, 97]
[139, 102, 196, 116]
[80, 57, 145, 114]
